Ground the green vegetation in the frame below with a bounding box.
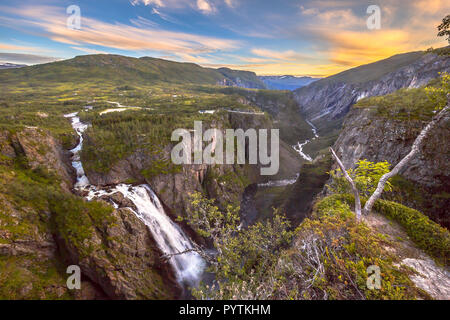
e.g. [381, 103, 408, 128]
[0, 54, 264, 87]
[282, 153, 332, 225]
[0, 255, 72, 300]
[321, 194, 450, 266]
[328, 159, 393, 197]
[287, 196, 429, 300]
[51, 194, 115, 257]
[181, 192, 293, 300]
[355, 73, 449, 120]
[373, 200, 450, 265]
[184, 191, 429, 299]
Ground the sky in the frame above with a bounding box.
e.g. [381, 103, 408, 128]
[0, 0, 448, 77]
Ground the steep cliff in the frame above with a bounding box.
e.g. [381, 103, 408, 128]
[331, 94, 450, 228]
[294, 50, 450, 131]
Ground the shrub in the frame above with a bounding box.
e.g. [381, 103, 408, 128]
[373, 200, 450, 265]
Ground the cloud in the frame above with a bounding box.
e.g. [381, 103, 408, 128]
[251, 48, 310, 61]
[197, 0, 214, 14]
[0, 5, 240, 56]
[130, 0, 164, 7]
[130, 0, 219, 14]
[71, 47, 108, 54]
[0, 43, 35, 51]
[224, 0, 237, 8]
[294, 0, 450, 71]
[0, 52, 61, 65]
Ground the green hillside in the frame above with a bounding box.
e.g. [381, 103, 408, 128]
[0, 54, 263, 87]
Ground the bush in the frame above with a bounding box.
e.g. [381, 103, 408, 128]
[373, 200, 450, 265]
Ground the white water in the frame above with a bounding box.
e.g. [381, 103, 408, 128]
[64, 112, 90, 188]
[64, 111, 205, 287]
[292, 120, 319, 162]
[258, 173, 299, 188]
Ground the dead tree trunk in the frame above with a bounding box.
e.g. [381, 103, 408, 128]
[363, 103, 449, 214]
[330, 147, 362, 220]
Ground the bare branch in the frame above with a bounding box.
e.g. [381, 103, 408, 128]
[363, 103, 450, 214]
[330, 147, 362, 220]
[161, 243, 217, 265]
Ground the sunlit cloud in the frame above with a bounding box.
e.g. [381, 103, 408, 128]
[71, 47, 109, 55]
[197, 0, 215, 14]
[0, 5, 240, 55]
[251, 48, 311, 61]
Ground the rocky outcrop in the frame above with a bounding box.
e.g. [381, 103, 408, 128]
[332, 105, 450, 227]
[217, 67, 267, 89]
[56, 205, 180, 300]
[14, 127, 75, 191]
[294, 51, 450, 128]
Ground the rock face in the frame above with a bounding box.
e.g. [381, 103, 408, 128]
[332, 105, 450, 227]
[57, 206, 180, 300]
[294, 51, 450, 127]
[14, 127, 75, 190]
[84, 111, 302, 218]
[217, 67, 267, 89]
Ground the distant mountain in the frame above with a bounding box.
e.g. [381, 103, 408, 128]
[0, 54, 265, 89]
[0, 62, 26, 69]
[294, 48, 450, 130]
[259, 75, 319, 90]
[218, 67, 267, 89]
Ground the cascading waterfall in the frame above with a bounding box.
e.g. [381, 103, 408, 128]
[64, 112, 90, 188]
[64, 111, 205, 287]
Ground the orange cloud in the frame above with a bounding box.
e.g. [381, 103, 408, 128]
[0, 5, 240, 55]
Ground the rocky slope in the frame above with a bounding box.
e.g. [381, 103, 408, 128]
[331, 96, 450, 228]
[217, 67, 267, 89]
[294, 50, 450, 131]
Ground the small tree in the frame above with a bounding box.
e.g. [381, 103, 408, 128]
[437, 14, 450, 44]
[328, 159, 392, 197]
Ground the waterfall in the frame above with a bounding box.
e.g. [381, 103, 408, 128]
[64, 112, 90, 188]
[64, 111, 205, 287]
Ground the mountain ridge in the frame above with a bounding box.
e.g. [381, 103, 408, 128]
[0, 54, 266, 89]
[294, 48, 450, 131]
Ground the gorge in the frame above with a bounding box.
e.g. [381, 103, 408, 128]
[65, 112, 205, 288]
